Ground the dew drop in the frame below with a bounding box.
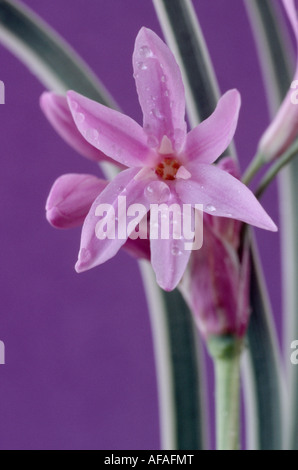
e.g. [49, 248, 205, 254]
[147, 135, 159, 148]
[140, 46, 153, 58]
[161, 75, 166, 82]
[86, 128, 99, 141]
[173, 128, 185, 150]
[145, 181, 170, 203]
[70, 100, 78, 112]
[137, 61, 148, 71]
[152, 108, 165, 120]
[76, 112, 85, 123]
[171, 245, 183, 256]
[164, 90, 169, 97]
[206, 204, 216, 212]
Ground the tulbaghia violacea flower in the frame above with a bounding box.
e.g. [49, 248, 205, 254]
[259, 0, 298, 161]
[46, 173, 151, 261]
[180, 158, 250, 338]
[43, 27, 276, 291]
[40, 92, 122, 166]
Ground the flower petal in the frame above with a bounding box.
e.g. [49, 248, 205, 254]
[46, 174, 108, 229]
[150, 192, 194, 291]
[259, 89, 298, 160]
[258, 1, 298, 161]
[204, 157, 242, 248]
[76, 167, 154, 272]
[186, 222, 240, 338]
[184, 90, 241, 164]
[67, 91, 156, 168]
[40, 92, 117, 164]
[176, 163, 277, 231]
[124, 237, 151, 261]
[133, 27, 187, 152]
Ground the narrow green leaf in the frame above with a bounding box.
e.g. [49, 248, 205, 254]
[0, 0, 207, 450]
[141, 264, 207, 450]
[152, 0, 234, 160]
[245, 0, 296, 449]
[246, 241, 284, 449]
[154, 0, 284, 450]
[153, 0, 220, 125]
[0, 0, 117, 105]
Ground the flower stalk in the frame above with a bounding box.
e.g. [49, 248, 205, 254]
[242, 152, 265, 186]
[208, 335, 243, 450]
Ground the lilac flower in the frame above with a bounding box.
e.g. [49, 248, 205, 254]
[259, 0, 298, 160]
[43, 27, 276, 291]
[180, 158, 250, 338]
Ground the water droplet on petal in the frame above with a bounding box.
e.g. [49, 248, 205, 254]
[152, 108, 165, 120]
[86, 128, 99, 142]
[171, 245, 183, 256]
[147, 135, 159, 148]
[140, 46, 153, 58]
[164, 90, 169, 97]
[145, 181, 170, 203]
[174, 128, 185, 147]
[206, 204, 216, 212]
[76, 112, 85, 123]
[70, 101, 78, 112]
[137, 61, 148, 70]
[161, 75, 166, 83]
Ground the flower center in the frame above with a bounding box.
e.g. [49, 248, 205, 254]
[155, 157, 181, 181]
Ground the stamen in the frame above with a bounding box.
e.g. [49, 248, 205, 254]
[155, 157, 181, 180]
[159, 135, 174, 155]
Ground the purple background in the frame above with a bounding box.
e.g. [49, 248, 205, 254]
[0, 0, 282, 450]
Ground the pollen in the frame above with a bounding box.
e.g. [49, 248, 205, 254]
[155, 157, 181, 181]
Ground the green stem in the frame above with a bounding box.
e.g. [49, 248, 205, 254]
[242, 153, 265, 185]
[255, 139, 298, 199]
[208, 336, 243, 451]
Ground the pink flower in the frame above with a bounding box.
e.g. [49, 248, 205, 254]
[43, 27, 276, 291]
[40, 92, 123, 166]
[180, 158, 250, 339]
[45, 173, 151, 261]
[259, 0, 298, 160]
